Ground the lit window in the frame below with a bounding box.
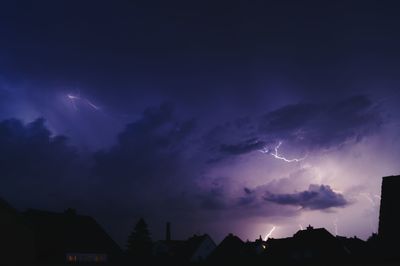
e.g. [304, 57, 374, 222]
[67, 255, 77, 262]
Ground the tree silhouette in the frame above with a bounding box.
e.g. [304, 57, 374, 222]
[126, 218, 152, 260]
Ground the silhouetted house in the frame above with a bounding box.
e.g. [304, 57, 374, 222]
[263, 237, 293, 263]
[22, 208, 122, 264]
[153, 223, 216, 263]
[265, 225, 348, 263]
[0, 198, 35, 265]
[242, 236, 268, 264]
[208, 233, 246, 264]
[183, 234, 216, 262]
[336, 235, 367, 260]
[243, 235, 267, 257]
[153, 239, 186, 261]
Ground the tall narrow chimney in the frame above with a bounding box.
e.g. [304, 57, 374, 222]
[166, 222, 171, 242]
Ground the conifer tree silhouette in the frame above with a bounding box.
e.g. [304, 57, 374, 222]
[126, 218, 152, 260]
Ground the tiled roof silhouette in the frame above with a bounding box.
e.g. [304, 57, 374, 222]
[22, 209, 122, 262]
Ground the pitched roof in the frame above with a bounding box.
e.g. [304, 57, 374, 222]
[265, 226, 348, 261]
[155, 234, 214, 260]
[22, 209, 122, 261]
[293, 227, 336, 242]
[0, 197, 18, 215]
[209, 233, 245, 261]
[181, 234, 213, 259]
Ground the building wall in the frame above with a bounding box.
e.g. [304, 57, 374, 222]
[378, 175, 400, 243]
[66, 253, 107, 263]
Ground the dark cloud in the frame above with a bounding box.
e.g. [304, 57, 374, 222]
[0, 118, 84, 208]
[198, 186, 227, 210]
[264, 184, 348, 210]
[0, 96, 378, 243]
[1, 0, 400, 245]
[93, 102, 196, 184]
[243, 187, 253, 195]
[237, 187, 257, 207]
[220, 138, 265, 155]
[213, 95, 382, 159]
[259, 95, 382, 150]
[90, 103, 201, 225]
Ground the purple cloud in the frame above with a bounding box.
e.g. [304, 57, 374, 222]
[264, 184, 348, 210]
[214, 95, 382, 158]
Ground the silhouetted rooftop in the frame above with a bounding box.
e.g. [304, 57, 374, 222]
[293, 226, 336, 240]
[265, 225, 348, 262]
[0, 197, 18, 215]
[382, 175, 400, 182]
[209, 233, 245, 262]
[22, 209, 122, 262]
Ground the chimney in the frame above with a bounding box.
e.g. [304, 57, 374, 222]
[166, 222, 171, 242]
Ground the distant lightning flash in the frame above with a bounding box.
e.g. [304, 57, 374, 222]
[67, 94, 79, 110]
[67, 94, 79, 100]
[333, 218, 338, 236]
[361, 192, 381, 208]
[259, 141, 306, 163]
[360, 192, 381, 232]
[67, 93, 100, 111]
[265, 226, 276, 240]
[85, 99, 100, 110]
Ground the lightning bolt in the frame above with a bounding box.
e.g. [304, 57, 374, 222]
[67, 94, 79, 110]
[67, 93, 100, 111]
[259, 141, 306, 163]
[360, 192, 380, 233]
[85, 99, 100, 110]
[299, 224, 304, 230]
[361, 192, 381, 208]
[265, 226, 276, 240]
[333, 218, 338, 236]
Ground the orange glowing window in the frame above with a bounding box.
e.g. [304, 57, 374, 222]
[67, 255, 77, 262]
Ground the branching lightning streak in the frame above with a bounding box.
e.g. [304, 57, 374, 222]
[265, 226, 276, 240]
[299, 224, 304, 230]
[259, 141, 306, 163]
[67, 93, 100, 111]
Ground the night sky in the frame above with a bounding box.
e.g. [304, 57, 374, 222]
[1, 0, 400, 245]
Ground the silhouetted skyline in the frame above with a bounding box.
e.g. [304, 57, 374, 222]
[2, 174, 399, 265]
[1, 1, 400, 244]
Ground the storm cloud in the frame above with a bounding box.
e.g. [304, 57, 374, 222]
[259, 95, 382, 150]
[0, 118, 84, 209]
[216, 95, 382, 158]
[0, 95, 385, 243]
[220, 138, 266, 155]
[264, 184, 348, 210]
[2, 0, 400, 245]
